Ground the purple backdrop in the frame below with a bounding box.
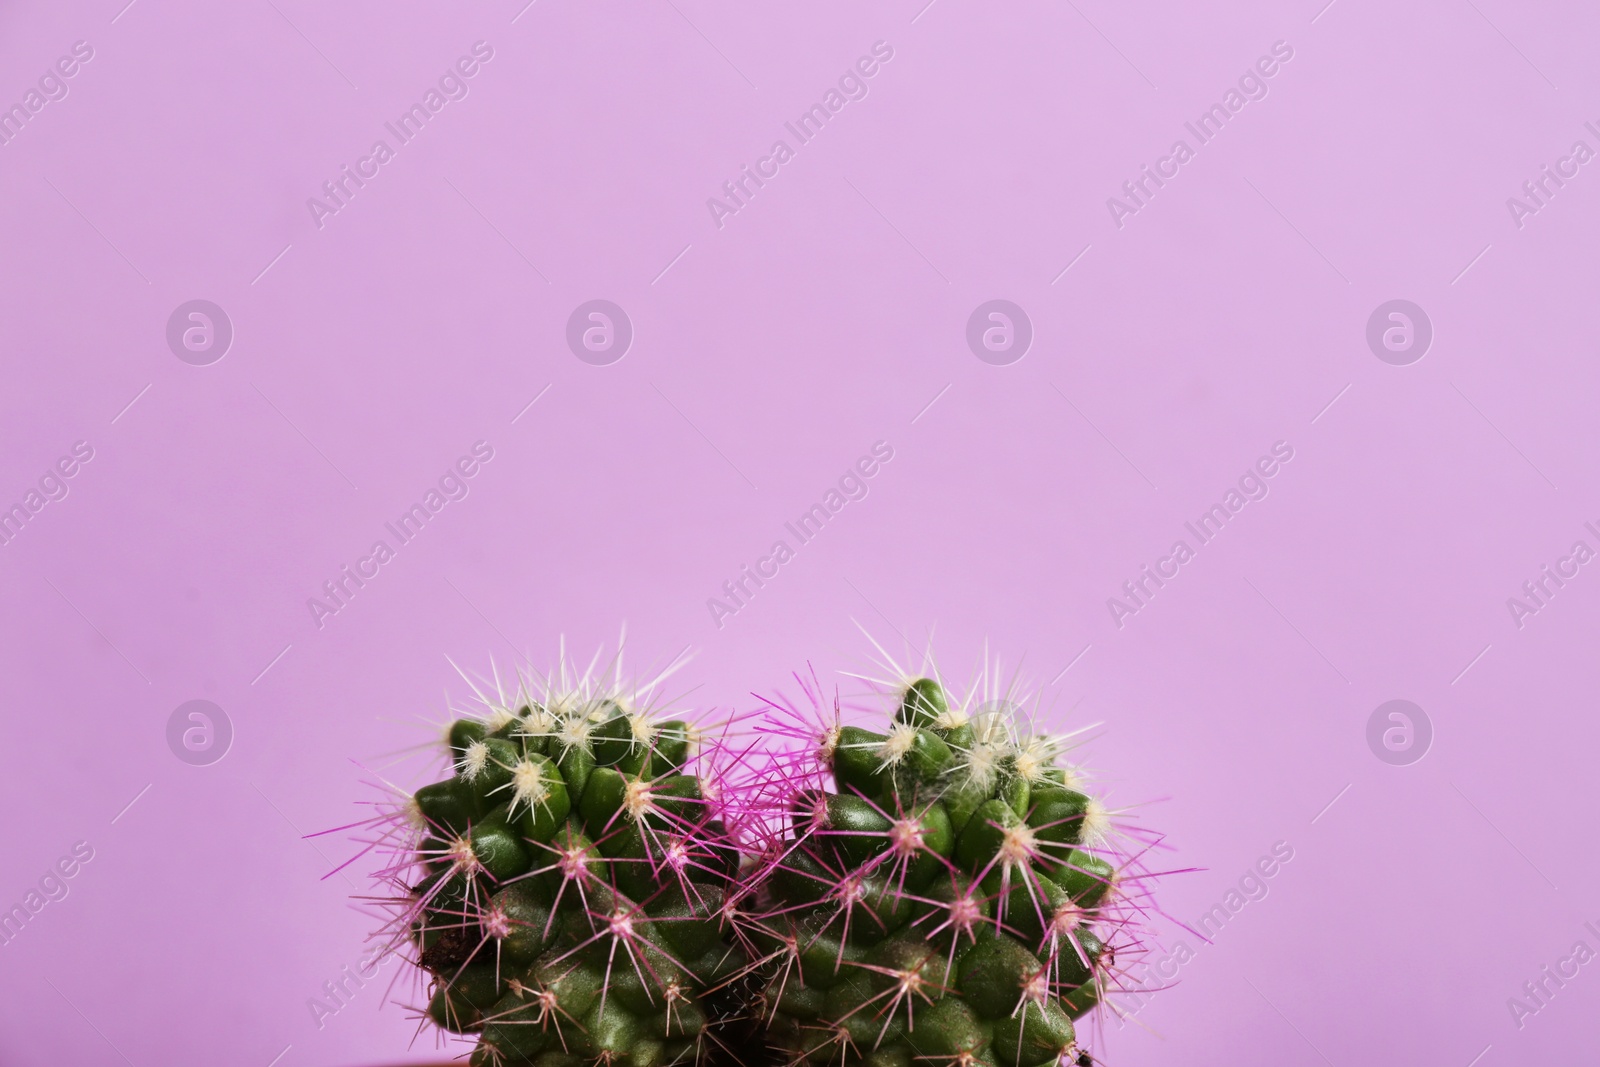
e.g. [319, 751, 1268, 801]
[1, 1, 1597, 1064]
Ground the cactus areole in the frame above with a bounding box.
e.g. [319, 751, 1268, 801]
[398, 694, 752, 1067]
[746, 677, 1122, 1067]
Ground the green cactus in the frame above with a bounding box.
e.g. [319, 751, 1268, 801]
[745, 669, 1135, 1067]
[389, 664, 754, 1067]
[360, 649, 1160, 1067]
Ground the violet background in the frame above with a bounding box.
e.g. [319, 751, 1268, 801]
[1, 0, 1597, 1064]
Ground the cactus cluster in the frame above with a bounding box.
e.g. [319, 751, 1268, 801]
[742, 672, 1135, 1067]
[388, 667, 750, 1067]
[367, 649, 1157, 1067]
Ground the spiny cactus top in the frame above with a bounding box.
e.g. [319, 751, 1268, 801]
[383, 667, 751, 1067]
[744, 668, 1149, 1067]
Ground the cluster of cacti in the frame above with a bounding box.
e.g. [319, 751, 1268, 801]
[387, 665, 751, 1067]
[367, 649, 1154, 1067]
[742, 672, 1131, 1067]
